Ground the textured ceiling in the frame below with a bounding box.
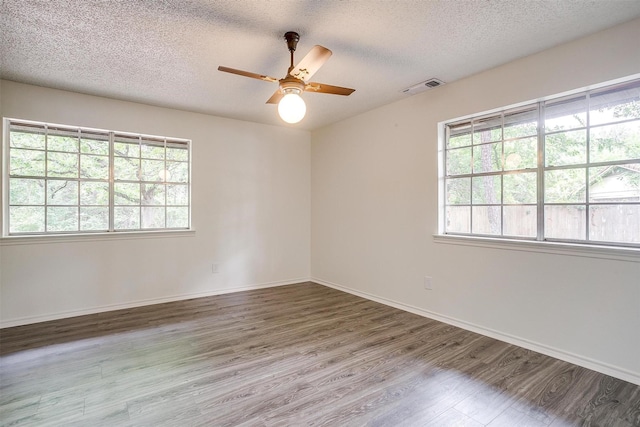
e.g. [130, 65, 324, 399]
[2, 1, 640, 130]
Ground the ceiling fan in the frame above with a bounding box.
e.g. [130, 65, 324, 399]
[218, 31, 355, 124]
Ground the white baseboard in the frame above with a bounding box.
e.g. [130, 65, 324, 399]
[311, 277, 640, 386]
[0, 277, 311, 329]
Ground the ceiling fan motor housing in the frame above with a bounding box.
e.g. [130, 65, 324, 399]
[284, 31, 300, 52]
[280, 75, 305, 94]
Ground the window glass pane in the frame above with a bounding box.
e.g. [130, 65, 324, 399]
[141, 207, 165, 229]
[114, 207, 140, 229]
[446, 178, 470, 205]
[167, 185, 189, 205]
[10, 178, 45, 205]
[47, 180, 78, 205]
[141, 184, 165, 205]
[472, 175, 501, 204]
[589, 120, 640, 163]
[544, 169, 586, 203]
[80, 154, 109, 180]
[140, 159, 165, 182]
[472, 206, 501, 235]
[114, 183, 140, 205]
[114, 135, 140, 158]
[448, 133, 471, 148]
[167, 161, 189, 183]
[473, 115, 501, 144]
[80, 207, 109, 231]
[504, 172, 537, 204]
[503, 205, 536, 237]
[158, 169, 173, 182]
[114, 157, 140, 181]
[544, 205, 586, 240]
[545, 130, 586, 167]
[10, 130, 46, 149]
[47, 206, 78, 232]
[80, 182, 109, 205]
[47, 152, 79, 178]
[446, 147, 471, 176]
[545, 96, 587, 132]
[10, 206, 45, 233]
[504, 107, 537, 139]
[141, 140, 165, 159]
[80, 135, 109, 155]
[167, 207, 189, 228]
[10, 149, 45, 177]
[590, 82, 640, 126]
[589, 165, 640, 203]
[48, 135, 79, 152]
[445, 206, 470, 233]
[589, 205, 640, 244]
[166, 143, 189, 161]
[473, 142, 502, 173]
[504, 137, 537, 170]
[448, 121, 472, 148]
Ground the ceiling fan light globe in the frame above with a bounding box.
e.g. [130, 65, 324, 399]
[278, 93, 306, 124]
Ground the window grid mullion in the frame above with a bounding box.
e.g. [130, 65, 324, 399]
[138, 136, 142, 230]
[164, 138, 168, 229]
[77, 129, 82, 232]
[108, 132, 115, 232]
[3, 122, 8, 236]
[469, 121, 474, 234]
[543, 159, 640, 171]
[44, 125, 49, 233]
[585, 93, 591, 243]
[537, 103, 544, 242]
[443, 125, 451, 233]
[469, 120, 475, 234]
[500, 112, 505, 237]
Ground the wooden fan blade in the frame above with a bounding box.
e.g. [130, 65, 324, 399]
[290, 46, 332, 81]
[305, 82, 355, 96]
[266, 89, 283, 104]
[218, 66, 278, 83]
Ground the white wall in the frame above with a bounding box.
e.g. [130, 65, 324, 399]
[0, 81, 311, 326]
[311, 18, 640, 384]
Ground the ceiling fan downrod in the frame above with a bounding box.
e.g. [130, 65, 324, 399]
[284, 31, 300, 71]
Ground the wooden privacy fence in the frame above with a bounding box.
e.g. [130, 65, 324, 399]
[447, 204, 640, 243]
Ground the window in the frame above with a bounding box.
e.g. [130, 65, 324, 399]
[4, 119, 191, 235]
[443, 78, 640, 247]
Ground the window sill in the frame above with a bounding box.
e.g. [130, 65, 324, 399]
[433, 234, 640, 263]
[0, 229, 196, 246]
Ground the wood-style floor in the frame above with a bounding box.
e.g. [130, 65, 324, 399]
[1, 282, 638, 427]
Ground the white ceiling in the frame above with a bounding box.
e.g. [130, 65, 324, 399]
[2, 1, 640, 130]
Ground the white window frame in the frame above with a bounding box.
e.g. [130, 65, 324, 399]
[2, 118, 192, 237]
[439, 78, 640, 253]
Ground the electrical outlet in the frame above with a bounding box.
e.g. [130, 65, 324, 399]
[424, 276, 432, 290]
[212, 263, 219, 274]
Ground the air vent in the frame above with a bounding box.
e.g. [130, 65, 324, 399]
[402, 78, 446, 95]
